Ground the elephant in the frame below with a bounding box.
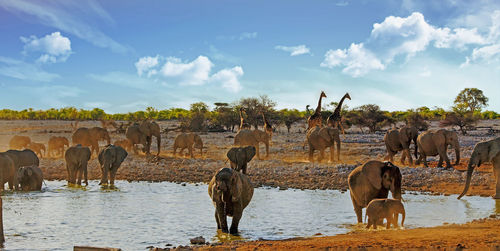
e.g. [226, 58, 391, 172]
[64, 144, 91, 186]
[114, 139, 133, 152]
[208, 167, 253, 235]
[9, 135, 31, 150]
[0, 153, 17, 190]
[348, 160, 402, 223]
[126, 123, 148, 154]
[48, 136, 69, 158]
[173, 132, 203, 158]
[234, 129, 269, 159]
[306, 126, 341, 163]
[98, 145, 128, 186]
[416, 129, 460, 168]
[384, 125, 418, 166]
[139, 121, 161, 155]
[5, 149, 40, 172]
[227, 146, 256, 174]
[458, 137, 500, 199]
[28, 142, 46, 158]
[72, 127, 111, 156]
[365, 198, 405, 229]
[17, 166, 43, 191]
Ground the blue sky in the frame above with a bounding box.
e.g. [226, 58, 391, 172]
[0, 0, 499, 113]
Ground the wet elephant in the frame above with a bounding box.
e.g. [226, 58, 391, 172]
[17, 166, 43, 191]
[64, 145, 91, 186]
[98, 145, 128, 186]
[365, 198, 405, 229]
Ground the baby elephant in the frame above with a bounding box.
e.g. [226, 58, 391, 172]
[17, 166, 43, 191]
[98, 145, 128, 186]
[208, 167, 253, 235]
[365, 198, 405, 229]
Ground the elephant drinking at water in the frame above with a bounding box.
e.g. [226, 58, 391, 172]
[17, 166, 43, 191]
[348, 160, 402, 223]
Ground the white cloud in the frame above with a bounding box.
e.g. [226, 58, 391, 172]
[135, 55, 159, 77]
[275, 45, 311, 56]
[134, 55, 244, 92]
[0, 56, 60, 82]
[210, 66, 244, 92]
[239, 32, 257, 40]
[20, 31, 72, 63]
[0, 0, 128, 53]
[321, 43, 385, 77]
[322, 12, 494, 77]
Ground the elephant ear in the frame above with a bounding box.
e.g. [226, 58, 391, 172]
[245, 146, 256, 162]
[318, 128, 332, 143]
[488, 140, 500, 162]
[118, 146, 128, 162]
[226, 148, 238, 163]
[98, 149, 105, 165]
[362, 161, 384, 190]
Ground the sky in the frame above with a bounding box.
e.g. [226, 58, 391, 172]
[0, 0, 499, 113]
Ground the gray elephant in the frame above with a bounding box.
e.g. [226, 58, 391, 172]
[384, 125, 418, 166]
[125, 123, 148, 154]
[17, 166, 43, 191]
[208, 167, 253, 235]
[48, 136, 69, 158]
[173, 132, 203, 158]
[458, 137, 500, 199]
[126, 121, 161, 155]
[348, 160, 402, 223]
[72, 127, 111, 156]
[5, 149, 40, 170]
[306, 126, 341, 163]
[234, 129, 269, 159]
[0, 153, 17, 190]
[98, 145, 128, 186]
[64, 144, 91, 186]
[416, 129, 460, 168]
[365, 198, 405, 229]
[9, 135, 31, 150]
[227, 146, 256, 174]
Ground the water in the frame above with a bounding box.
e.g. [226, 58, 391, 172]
[1, 181, 497, 250]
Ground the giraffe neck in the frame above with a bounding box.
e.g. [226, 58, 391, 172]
[315, 95, 323, 115]
[333, 94, 349, 116]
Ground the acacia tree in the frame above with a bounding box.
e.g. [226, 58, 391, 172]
[453, 88, 489, 114]
[347, 104, 392, 133]
[238, 95, 276, 129]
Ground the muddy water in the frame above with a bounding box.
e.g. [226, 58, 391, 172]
[1, 181, 497, 250]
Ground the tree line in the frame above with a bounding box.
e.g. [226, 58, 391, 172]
[0, 88, 497, 134]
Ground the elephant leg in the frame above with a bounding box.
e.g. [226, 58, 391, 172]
[366, 218, 371, 229]
[437, 156, 443, 168]
[329, 145, 334, 162]
[265, 143, 269, 158]
[66, 164, 71, 184]
[386, 217, 391, 229]
[393, 213, 399, 228]
[76, 168, 82, 186]
[437, 148, 451, 168]
[110, 165, 118, 186]
[373, 220, 377, 230]
[422, 154, 428, 167]
[230, 210, 242, 235]
[493, 163, 500, 199]
[256, 144, 261, 160]
[83, 162, 88, 186]
[308, 145, 314, 162]
[216, 205, 228, 233]
[189, 146, 194, 158]
[406, 148, 413, 166]
[101, 167, 108, 185]
[173, 146, 177, 157]
[351, 196, 363, 223]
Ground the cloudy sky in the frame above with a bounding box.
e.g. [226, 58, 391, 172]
[0, 0, 499, 113]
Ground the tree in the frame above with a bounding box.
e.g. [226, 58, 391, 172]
[278, 109, 303, 133]
[439, 112, 477, 135]
[348, 104, 392, 133]
[404, 109, 429, 131]
[238, 95, 276, 129]
[453, 88, 489, 114]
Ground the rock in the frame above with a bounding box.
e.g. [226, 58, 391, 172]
[190, 236, 206, 245]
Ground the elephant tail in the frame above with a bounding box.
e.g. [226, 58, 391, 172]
[457, 162, 475, 199]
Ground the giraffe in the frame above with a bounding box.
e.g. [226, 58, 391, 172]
[239, 107, 251, 131]
[307, 91, 327, 131]
[327, 93, 351, 134]
[261, 111, 273, 139]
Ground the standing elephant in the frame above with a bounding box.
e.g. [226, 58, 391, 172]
[17, 166, 43, 191]
[48, 136, 69, 158]
[28, 142, 46, 158]
[365, 198, 405, 229]
[126, 123, 147, 154]
[5, 149, 40, 171]
[348, 160, 402, 223]
[416, 129, 460, 168]
[9, 135, 31, 150]
[458, 137, 500, 199]
[72, 127, 111, 156]
[306, 126, 341, 163]
[64, 145, 91, 186]
[234, 129, 269, 159]
[98, 145, 128, 186]
[173, 133, 203, 158]
[227, 146, 256, 174]
[140, 121, 161, 155]
[384, 125, 418, 166]
[208, 167, 253, 235]
[0, 153, 17, 190]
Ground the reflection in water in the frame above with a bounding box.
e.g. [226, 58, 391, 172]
[0, 181, 497, 250]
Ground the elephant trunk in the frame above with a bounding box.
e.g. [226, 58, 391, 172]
[457, 161, 475, 199]
[413, 138, 418, 160]
[156, 135, 161, 156]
